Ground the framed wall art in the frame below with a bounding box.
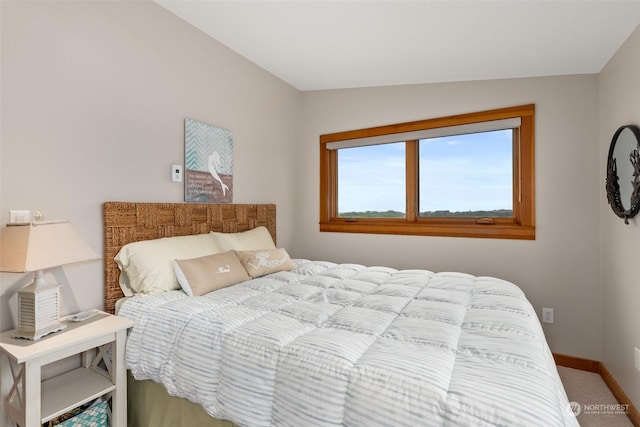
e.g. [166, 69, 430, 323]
[184, 118, 233, 203]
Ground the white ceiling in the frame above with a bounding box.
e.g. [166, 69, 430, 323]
[155, 1, 640, 91]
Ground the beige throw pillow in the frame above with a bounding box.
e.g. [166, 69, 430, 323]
[236, 248, 296, 278]
[174, 250, 250, 296]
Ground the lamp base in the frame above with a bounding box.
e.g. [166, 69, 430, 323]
[11, 322, 66, 340]
[13, 273, 66, 341]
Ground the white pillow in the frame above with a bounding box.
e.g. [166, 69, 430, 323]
[210, 226, 276, 251]
[114, 234, 222, 295]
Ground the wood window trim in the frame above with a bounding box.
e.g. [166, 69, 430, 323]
[319, 104, 536, 240]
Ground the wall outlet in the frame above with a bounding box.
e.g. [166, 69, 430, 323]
[635, 347, 640, 373]
[9, 210, 30, 223]
[542, 307, 554, 324]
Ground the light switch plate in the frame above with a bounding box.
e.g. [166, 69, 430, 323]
[171, 164, 183, 183]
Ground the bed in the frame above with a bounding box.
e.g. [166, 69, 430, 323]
[104, 202, 578, 427]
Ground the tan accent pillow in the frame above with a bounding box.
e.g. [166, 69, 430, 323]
[114, 234, 222, 295]
[236, 248, 295, 278]
[174, 250, 250, 296]
[210, 226, 276, 251]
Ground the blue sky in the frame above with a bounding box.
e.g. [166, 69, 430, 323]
[337, 130, 513, 213]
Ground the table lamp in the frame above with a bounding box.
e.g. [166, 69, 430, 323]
[0, 220, 99, 340]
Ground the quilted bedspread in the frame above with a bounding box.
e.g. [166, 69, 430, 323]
[118, 260, 578, 427]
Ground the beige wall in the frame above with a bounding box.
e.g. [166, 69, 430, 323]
[599, 24, 640, 408]
[0, 1, 301, 331]
[299, 75, 602, 360]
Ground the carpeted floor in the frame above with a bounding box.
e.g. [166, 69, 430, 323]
[557, 366, 633, 427]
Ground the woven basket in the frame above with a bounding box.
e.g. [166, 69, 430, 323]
[57, 401, 109, 427]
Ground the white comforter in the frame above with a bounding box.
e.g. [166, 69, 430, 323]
[119, 260, 578, 427]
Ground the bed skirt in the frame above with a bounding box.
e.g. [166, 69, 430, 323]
[127, 372, 239, 427]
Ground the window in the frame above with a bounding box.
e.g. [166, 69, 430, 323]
[418, 130, 513, 218]
[319, 104, 535, 239]
[338, 142, 406, 218]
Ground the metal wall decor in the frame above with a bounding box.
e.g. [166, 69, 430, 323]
[606, 124, 640, 224]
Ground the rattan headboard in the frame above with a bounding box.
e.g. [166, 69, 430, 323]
[103, 202, 276, 314]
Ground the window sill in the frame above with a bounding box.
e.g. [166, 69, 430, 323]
[319, 221, 535, 240]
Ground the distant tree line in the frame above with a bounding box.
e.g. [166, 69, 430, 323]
[339, 209, 513, 218]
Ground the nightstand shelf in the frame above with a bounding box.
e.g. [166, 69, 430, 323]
[0, 312, 133, 427]
[41, 367, 115, 422]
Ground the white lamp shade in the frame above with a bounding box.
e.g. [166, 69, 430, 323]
[0, 221, 99, 273]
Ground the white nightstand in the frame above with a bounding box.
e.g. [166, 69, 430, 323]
[0, 311, 133, 427]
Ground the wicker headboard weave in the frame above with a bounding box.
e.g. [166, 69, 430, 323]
[103, 202, 276, 314]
